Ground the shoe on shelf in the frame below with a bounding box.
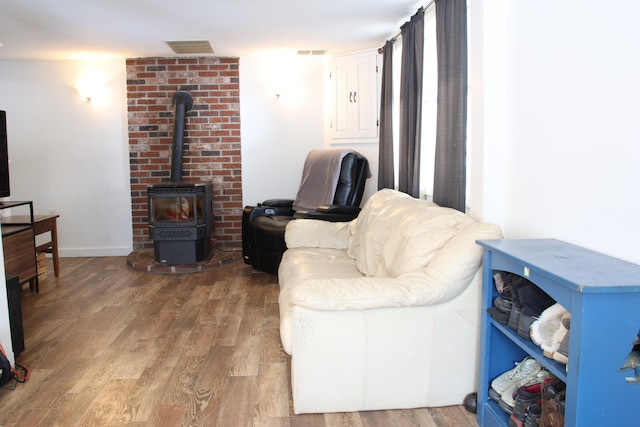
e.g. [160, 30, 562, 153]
[508, 378, 553, 427]
[495, 295, 513, 313]
[541, 378, 566, 398]
[518, 313, 537, 341]
[500, 370, 554, 409]
[541, 380, 566, 427]
[530, 303, 568, 354]
[523, 402, 542, 427]
[546, 312, 570, 365]
[488, 386, 502, 403]
[508, 302, 523, 331]
[491, 357, 543, 397]
[551, 333, 569, 365]
[488, 305, 510, 324]
[514, 278, 556, 322]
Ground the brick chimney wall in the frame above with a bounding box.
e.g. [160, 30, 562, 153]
[126, 57, 242, 251]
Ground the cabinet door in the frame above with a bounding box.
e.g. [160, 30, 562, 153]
[2, 229, 37, 284]
[329, 52, 379, 140]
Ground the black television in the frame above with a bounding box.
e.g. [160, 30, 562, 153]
[0, 110, 10, 198]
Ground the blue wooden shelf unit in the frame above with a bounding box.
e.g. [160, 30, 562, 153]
[476, 239, 640, 427]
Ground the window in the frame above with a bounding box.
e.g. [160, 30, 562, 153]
[391, 1, 471, 209]
[419, 4, 438, 201]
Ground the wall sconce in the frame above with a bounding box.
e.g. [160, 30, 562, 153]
[258, 49, 310, 106]
[76, 75, 108, 104]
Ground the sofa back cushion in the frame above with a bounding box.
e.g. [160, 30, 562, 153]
[379, 206, 474, 277]
[347, 189, 418, 275]
[347, 189, 476, 278]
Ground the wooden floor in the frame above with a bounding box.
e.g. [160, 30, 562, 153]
[0, 256, 478, 427]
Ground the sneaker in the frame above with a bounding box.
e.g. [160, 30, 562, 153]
[488, 386, 502, 403]
[500, 369, 553, 409]
[508, 378, 552, 427]
[491, 357, 543, 397]
[523, 402, 541, 427]
[508, 384, 540, 427]
[541, 377, 566, 400]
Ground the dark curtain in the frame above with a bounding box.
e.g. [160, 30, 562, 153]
[433, 0, 468, 212]
[398, 8, 424, 198]
[378, 40, 395, 190]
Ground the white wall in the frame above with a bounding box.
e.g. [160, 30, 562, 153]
[470, 1, 640, 264]
[0, 59, 132, 257]
[0, 52, 348, 263]
[240, 51, 380, 208]
[240, 52, 326, 207]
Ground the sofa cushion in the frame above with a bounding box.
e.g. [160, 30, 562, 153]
[284, 222, 503, 312]
[348, 189, 476, 277]
[348, 189, 438, 276]
[278, 247, 363, 354]
[284, 219, 351, 250]
[378, 205, 474, 277]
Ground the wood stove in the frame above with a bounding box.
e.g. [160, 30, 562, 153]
[147, 91, 214, 264]
[148, 182, 213, 264]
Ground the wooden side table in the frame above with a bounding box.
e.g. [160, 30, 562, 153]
[1, 214, 60, 278]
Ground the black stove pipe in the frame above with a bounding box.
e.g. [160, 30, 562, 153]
[170, 91, 194, 182]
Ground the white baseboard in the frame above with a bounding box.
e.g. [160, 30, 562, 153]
[57, 246, 134, 257]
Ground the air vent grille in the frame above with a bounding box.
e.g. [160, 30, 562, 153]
[166, 40, 215, 55]
[297, 50, 326, 56]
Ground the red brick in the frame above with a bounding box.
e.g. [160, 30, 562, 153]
[127, 56, 243, 250]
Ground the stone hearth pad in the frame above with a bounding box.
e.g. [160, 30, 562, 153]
[127, 248, 242, 274]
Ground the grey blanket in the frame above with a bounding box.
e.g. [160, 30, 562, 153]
[292, 149, 355, 212]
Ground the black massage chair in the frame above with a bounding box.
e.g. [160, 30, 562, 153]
[242, 149, 370, 275]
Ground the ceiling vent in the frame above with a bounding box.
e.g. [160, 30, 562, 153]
[166, 40, 215, 55]
[297, 49, 326, 56]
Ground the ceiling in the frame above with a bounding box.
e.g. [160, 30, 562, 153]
[0, 0, 423, 61]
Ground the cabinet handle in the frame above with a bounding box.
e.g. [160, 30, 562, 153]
[353, 91, 357, 102]
[349, 91, 353, 102]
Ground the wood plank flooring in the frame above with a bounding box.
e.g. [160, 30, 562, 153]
[0, 256, 478, 426]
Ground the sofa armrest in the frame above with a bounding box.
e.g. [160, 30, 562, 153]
[315, 205, 360, 215]
[300, 211, 359, 222]
[301, 205, 361, 222]
[284, 219, 351, 250]
[245, 205, 294, 221]
[261, 199, 294, 208]
[288, 272, 472, 311]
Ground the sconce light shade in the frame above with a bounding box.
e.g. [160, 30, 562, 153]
[76, 74, 108, 104]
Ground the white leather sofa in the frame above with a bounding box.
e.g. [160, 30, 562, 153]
[278, 189, 503, 414]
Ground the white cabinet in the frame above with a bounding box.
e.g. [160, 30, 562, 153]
[327, 51, 380, 141]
